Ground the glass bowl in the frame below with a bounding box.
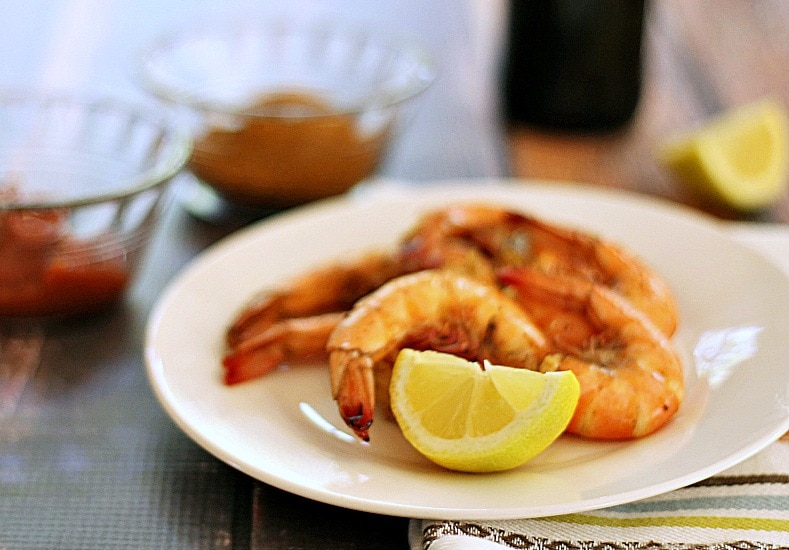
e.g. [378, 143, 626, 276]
[139, 19, 435, 215]
[0, 93, 192, 317]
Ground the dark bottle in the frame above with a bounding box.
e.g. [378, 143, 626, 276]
[503, 0, 647, 131]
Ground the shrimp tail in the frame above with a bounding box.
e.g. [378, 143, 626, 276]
[223, 312, 342, 385]
[223, 345, 286, 385]
[330, 350, 376, 441]
[226, 292, 284, 348]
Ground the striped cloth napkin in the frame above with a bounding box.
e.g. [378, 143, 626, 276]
[409, 224, 789, 550]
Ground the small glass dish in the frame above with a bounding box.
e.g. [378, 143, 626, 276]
[139, 19, 435, 220]
[0, 92, 192, 317]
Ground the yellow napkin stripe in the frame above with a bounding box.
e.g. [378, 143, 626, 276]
[541, 513, 789, 532]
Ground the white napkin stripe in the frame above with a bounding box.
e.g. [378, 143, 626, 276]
[419, 519, 789, 549]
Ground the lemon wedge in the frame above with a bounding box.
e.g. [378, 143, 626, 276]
[389, 349, 579, 473]
[658, 99, 789, 211]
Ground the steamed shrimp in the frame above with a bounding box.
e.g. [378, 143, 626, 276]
[500, 266, 684, 439]
[401, 204, 679, 336]
[223, 241, 496, 384]
[223, 251, 409, 383]
[223, 203, 678, 391]
[326, 270, 550, 441]
[226, 232, 498, 351]
[226, 251, 405, 349]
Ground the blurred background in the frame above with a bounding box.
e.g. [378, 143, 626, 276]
[0, 0, 509, 184]
[3, 0, 787, 220]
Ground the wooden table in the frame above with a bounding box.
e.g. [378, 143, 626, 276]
[0, 2, 503, 548]
[1, 1, 787, 549]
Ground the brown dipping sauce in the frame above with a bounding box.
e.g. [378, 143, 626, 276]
[189, 92, 390, 209]
[0, 200, 129, 317]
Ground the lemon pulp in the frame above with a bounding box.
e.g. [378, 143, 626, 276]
[658, 98, 789, 211]
[389, 349, 579, 473]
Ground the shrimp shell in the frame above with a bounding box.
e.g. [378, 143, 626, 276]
[327, 269, 550, 441]
[500, 266, 684, 439]
[401, 203, 679, 336]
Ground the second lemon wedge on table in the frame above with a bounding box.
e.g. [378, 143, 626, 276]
[658, 99, 789, 211]
[389, 349, 580, 473]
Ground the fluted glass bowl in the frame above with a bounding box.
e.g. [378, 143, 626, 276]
[0, 93, 192, 317]
[139, 20, 435, 213]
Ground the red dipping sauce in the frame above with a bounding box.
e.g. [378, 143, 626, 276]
[0, 205, 130, 317]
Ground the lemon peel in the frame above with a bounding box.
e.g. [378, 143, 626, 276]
[658, 98, 789, 211]
[389, 349, 579, 473]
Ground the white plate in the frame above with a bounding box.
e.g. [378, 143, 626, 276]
[145, 179, 789, 520]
